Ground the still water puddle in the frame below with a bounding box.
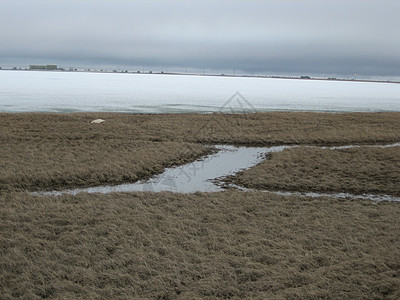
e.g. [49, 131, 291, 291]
[37, 143, 400, 201]
[41, 145, 290, 195]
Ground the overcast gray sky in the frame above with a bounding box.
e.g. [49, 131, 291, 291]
[1, 0, 399, 77]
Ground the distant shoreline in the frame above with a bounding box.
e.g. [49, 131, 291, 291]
[1, 68, 399, 85]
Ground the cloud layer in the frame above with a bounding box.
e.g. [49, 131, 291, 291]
[1, 0, 399, 76]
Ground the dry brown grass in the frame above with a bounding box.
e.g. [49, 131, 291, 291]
[0, 113, 216, 192]
[1, 112, 400, 146]
[1, 191, 399, 299]
[1, 112, 400, 299]
[1, 112, 399, 192]
[231, 146, 400, 196]
[0, 139, 209, 192]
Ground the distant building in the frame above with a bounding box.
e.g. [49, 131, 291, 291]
[300, 75, 311, 79]
[29, 65, 58, 70]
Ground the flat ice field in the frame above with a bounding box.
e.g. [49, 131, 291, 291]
[0, 70, 399, 113]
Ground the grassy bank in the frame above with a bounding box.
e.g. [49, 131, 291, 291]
[1, 191, 399, 299]
[1, 112, 400, 192]
[0, 140, 210, 192]
[231, 146, 400, 196]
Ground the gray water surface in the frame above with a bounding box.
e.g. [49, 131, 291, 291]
[37, 143, 400, 201]
[42, 145, 289, 195]
[2, 71, 400, 113]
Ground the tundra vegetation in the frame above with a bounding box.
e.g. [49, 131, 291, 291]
[1, 112, 399, 299]
[230, 146, 400, 196]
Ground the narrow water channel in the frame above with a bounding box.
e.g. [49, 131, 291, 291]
[40, 145, 288, 195]
[230, 184, 400, 202]
[37, 143, 400, 201]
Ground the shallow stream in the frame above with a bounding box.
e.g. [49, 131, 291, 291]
[37, 143, 400, 202]
[40, 145, 283, 195]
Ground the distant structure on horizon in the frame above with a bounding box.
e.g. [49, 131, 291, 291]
[29, 65, 58, 70]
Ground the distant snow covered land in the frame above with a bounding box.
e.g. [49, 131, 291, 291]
[0, 70, 399, 113]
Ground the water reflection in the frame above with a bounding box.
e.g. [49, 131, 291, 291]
[41, 145, 286, 195]
[36, 143, 400, 202]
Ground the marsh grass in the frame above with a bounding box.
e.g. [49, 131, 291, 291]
[2, 112, 400, 146]
[1, 191, 400, 299]
[1, 112, 399, 192]
[0, 139, 210, 192]
[1, 112, 400, 299]
[231, 146, 400, 196]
